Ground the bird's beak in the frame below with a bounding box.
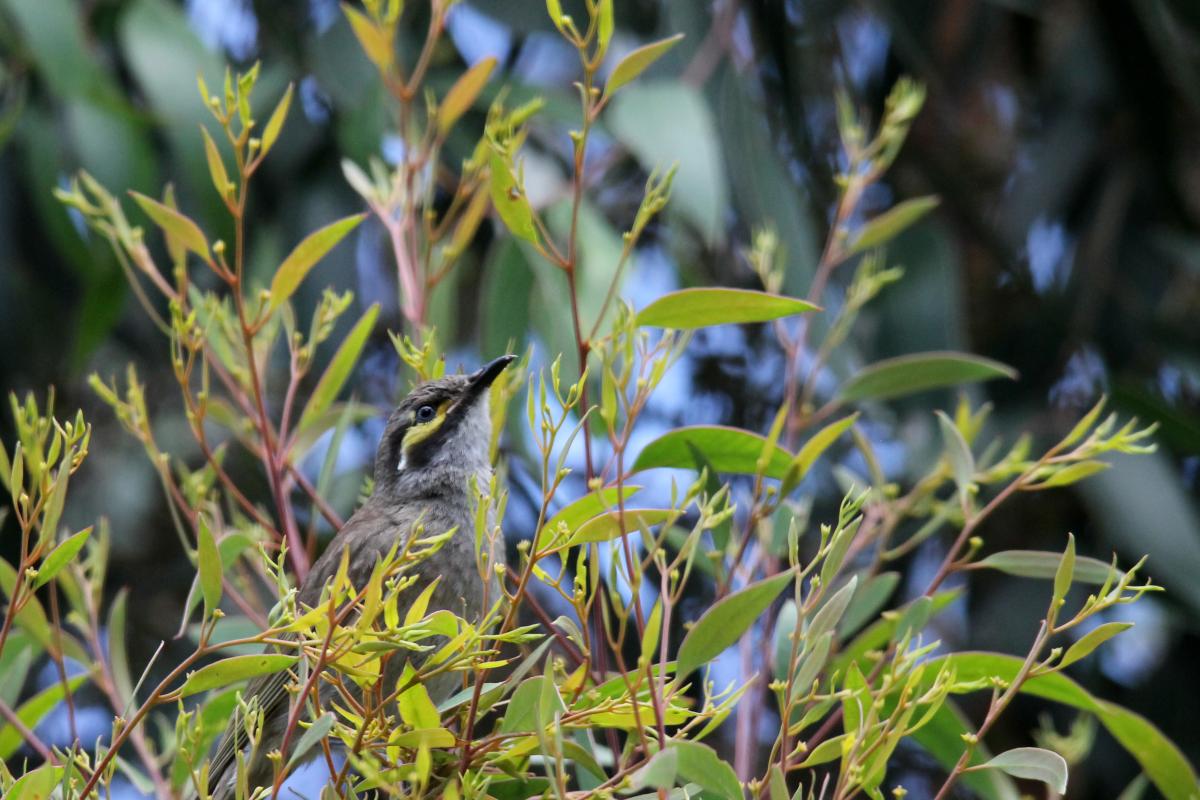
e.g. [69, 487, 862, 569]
[465, 354, 517, 398]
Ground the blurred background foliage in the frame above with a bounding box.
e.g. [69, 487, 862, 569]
[1, 0, 1199, 796]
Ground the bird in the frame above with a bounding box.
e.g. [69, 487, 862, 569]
[201, 354, 515, 800]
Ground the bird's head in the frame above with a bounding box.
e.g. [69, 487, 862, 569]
[373, 355, 516, 500]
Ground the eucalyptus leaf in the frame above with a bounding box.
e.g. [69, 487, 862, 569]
[178, 654, 296, 697]
[635, 288, 818, 329]
[676, 570, 794, 679]
[978, 747, 1068, 794]
[269, 214, 366, 310]
[633, 425, 792, 478]
[839, 352, 1017, 403]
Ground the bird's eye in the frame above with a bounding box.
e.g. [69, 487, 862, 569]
[416, 405, 436, 422]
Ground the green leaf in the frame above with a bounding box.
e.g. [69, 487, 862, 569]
[295, 304, 380, 434]
[397, 664, 441, 730]
[808, 576, 859, 643]
[563, 509, 674, 548]
[536, 670, 565, 726]
[929, 651, 1199, 800]
[671, 739, 742, 800]
[438, 57, 496, 135]
[178, 654, 296, 697]
[676, 570, 794, 679]
[605, 34, 685, 95]
[0, 674, 88, 759]
[974, 550, 1118, 584]
[838, 571, 900, 637]
[796, 733, 849, 768]
[847, 195, 940, 255]
[635, 288, 818, 329]
[197, 515, 222, 616]
[540, 485, 641, 545]
[287, 713, 334, 769]
[893, 596, 933, 643]
[500, 677, 543, 734]
[1053, 533, 1076, 608]
[130, 191, 209, 258]
[489, 151, 540, 244]
[33, 526, 91, 588]
[596, 0, 614, 54]
[259, 83, 293, 160]
[936, 410, 974, 505]
[632, 425, 793, 479]
[1059, 621, 1133, 669]
[793, 630, 833, 693]
[108, 589, 134, 708]
[978, 747, 1068, 794]
[911, 701, 1020, 800]
[631, 748, 678, 791]
[200, 125, 231, 200]
[783, 413, 859, 493]
[838, 352, 1017, 403]
[4, 765, 62, 800]
[1032, 460, 1111, 488]
[269, 214, 366, 310]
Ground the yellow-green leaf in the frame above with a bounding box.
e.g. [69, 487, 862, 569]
[0, 674, 88, 759]
[200, 126, 232, 200]
[1053, 533, 1076, 607]
[633, 425, 793, 479]
[269, 214, 366, 310]
[781, 413, 859, 494]
[197, 515, 222, 616]
[847, 195, 940, 255]
[1059, 621, 1133, 669]
[635, 288, 818, 329]
[295, 304, 379, 434]
[33, 526, 91, 589]
[605, 34, 685, 96]
[438, 57, 496, 135]
[343, 4, 393, 70]
[130, 192, 209, 259]
[397, 664, 440, 730]
[178, 654, 296, 697]
[563, 508, 674, 548]
[488, 152, 539, 244]
[260, 83, 293, 159]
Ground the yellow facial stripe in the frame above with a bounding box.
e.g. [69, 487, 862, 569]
[400, 401, 450, 453]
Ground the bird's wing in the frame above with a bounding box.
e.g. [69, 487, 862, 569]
[205, 505, 394, 791]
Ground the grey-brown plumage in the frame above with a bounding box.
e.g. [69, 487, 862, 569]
[202, 356, 514, 800]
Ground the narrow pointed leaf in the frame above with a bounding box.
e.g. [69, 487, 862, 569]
[635, 288, 817, 329]
[269, 214, 366, 309]
[633, 425, 792, 478]
[131, 192, 209, 258]
[1059, 621, 1133, 669]
[974, 551, 1118, 584]
[260, 83, 293, 159]
[563, 508, 674, 548]
[676, 570, 794, 679]
[605, 34, 685, 95]
[438, 57, 496, 134]
[197, 515, 222, 615]
[33, 527, 92, 588]
[200, 126, 231, 200]
[847, 195, 940, 255]
[839, 352, 1017, 402]
[936, 410, 974, 504]
[296, 304, 380, 434]
[179, 654, 296, 697]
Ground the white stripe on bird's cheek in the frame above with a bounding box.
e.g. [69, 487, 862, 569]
[397, 452, 407, 472]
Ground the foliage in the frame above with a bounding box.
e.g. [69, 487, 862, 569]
[0, 2, 1196, 800]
